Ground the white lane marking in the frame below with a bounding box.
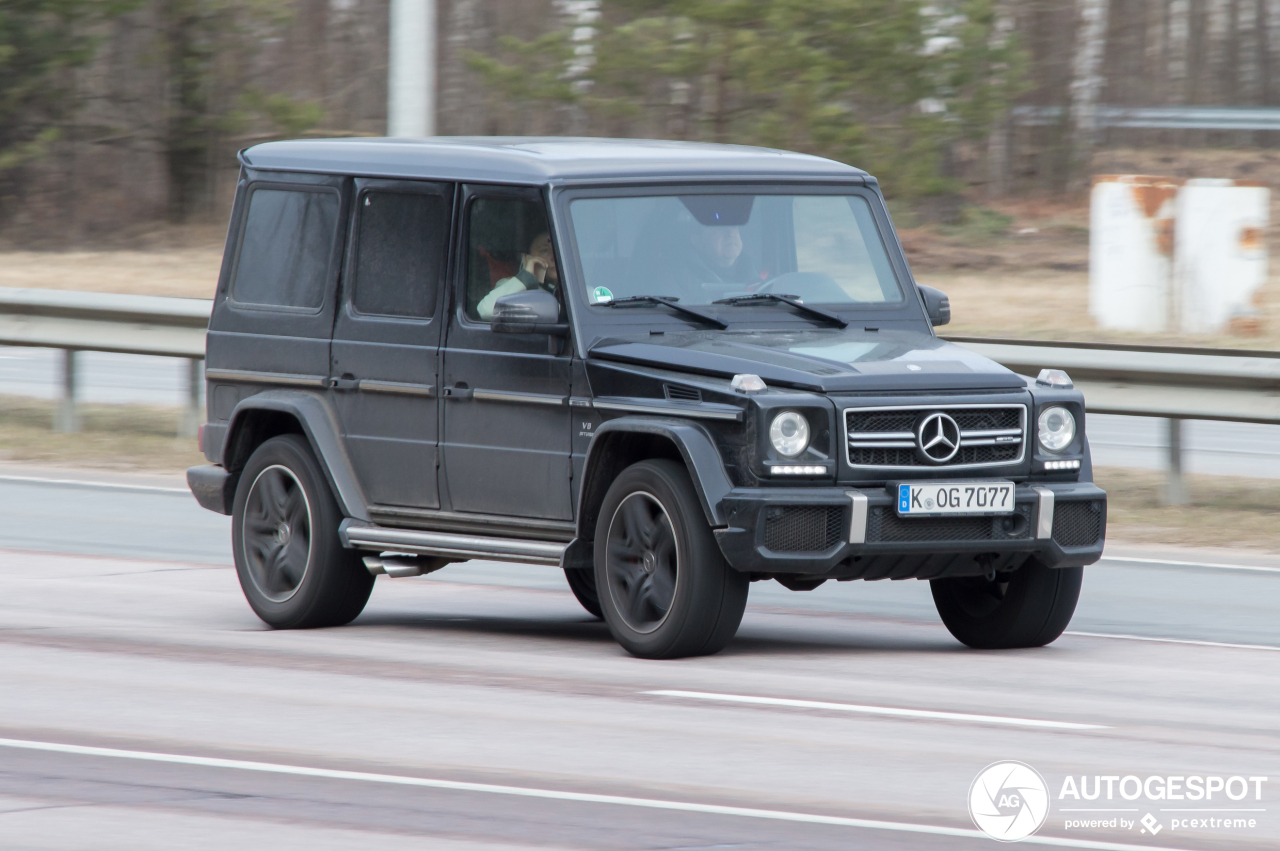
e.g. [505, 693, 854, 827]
[1100, 555, 1280, 574]
[643, 690, 1106, 730]
[1066, 631, 1280, 652]
[0, 737, 1196, 851]
[0, 475, 190, 495]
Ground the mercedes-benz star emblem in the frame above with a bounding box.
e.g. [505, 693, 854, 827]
[917, 412, 961, 463]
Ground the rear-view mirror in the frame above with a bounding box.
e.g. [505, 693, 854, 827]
[918, 285, 951, 327]
[491, 289, 568, 336]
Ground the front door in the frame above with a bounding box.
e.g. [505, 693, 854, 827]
[439, 186, 574, 520]
[330, 179, 452, 508]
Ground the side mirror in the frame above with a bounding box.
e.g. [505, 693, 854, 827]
[918, 284, 950, 327]
[491, 289, 568, 336]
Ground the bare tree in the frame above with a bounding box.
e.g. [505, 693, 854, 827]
[987, 0, 1018, 197]
[1259, 0, 1274, 105]
[1069, 0, 1111, 185]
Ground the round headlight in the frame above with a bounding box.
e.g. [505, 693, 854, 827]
[769, 411, 811, 457]
[1037, 406, 1076, 453]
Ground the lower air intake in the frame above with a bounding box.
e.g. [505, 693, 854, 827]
[1052, 500, 1105, 547]
[763, 506, 844, 553]
[866, 504, 1034, 544]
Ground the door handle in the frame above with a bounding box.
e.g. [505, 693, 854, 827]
[442, 384, 472, 400]
[328, 376, 359, 391]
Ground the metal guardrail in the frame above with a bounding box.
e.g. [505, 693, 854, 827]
[1012, 105, 1280, 131]
[1, 288, 1277, 498]
[945, 336, 1280, 503]
[946, 337, 1280, 425]
[0, 289, 212, 436]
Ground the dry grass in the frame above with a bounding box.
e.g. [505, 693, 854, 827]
[0, 248, 223, 299]
[921, 268, 1280, 350]
[0, 396, 205, 471]
[6, 245, 1280, 348]
[1095, 465, 1280, 550]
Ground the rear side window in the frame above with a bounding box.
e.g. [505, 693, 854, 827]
[351, 190, 449, 318]
[232, 187, 339, 309]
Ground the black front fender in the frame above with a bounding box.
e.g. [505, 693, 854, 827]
[223, 390, 369, 522]
[577, 416, 734, 539]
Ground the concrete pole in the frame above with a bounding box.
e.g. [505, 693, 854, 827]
[1164, 417, 1187, 505]
[55, 349, 79, 433]
[388, 0, 436, 137]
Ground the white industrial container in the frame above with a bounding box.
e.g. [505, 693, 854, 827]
[1173, 179, 1270, 335]
[1089, 175, 1181, 332]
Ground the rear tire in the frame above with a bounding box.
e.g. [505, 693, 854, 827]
[930, 559, 1082, 649]
[232, 435, 374, 629]
[564, 567, 603, 619]
[594, 459, 748, 659]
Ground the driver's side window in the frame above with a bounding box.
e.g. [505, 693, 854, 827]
[464, 196, 558, 322]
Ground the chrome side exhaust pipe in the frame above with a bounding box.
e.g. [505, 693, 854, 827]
[363, 553, 451, 578]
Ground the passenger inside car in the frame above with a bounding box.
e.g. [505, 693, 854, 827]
[466, 197, 561, 321]
[476, 231, 559, 319]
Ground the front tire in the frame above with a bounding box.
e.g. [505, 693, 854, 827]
[594, 460, 748, 659]
[930, 559, 1082, 649]
[232, 435, 374, 629]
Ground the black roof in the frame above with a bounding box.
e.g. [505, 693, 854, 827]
[238, 137, 869, 185]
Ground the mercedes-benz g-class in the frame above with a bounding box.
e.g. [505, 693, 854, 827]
[188, 137, 1105, 658]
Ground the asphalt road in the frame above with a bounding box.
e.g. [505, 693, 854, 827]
[0, 476, 1277, 850]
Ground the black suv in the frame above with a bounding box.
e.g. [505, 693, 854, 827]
[188, 137, 1105, 658]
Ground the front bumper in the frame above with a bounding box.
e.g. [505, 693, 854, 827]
[714, 482, 1106, 580]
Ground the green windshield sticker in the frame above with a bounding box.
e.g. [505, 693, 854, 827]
[592, 286, 614, 304]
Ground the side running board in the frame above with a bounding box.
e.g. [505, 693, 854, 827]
[340, 522, 567, 566]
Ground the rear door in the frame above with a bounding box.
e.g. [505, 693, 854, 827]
[329, 179, 453, 509]
[206, 170, 345, 419]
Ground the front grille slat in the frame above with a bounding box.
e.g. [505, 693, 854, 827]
[763, 506, 844, 552]
[846, 404, 1026, 469]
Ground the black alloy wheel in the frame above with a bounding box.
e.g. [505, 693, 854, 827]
[242, 464, 312, 603]
[594, 459, 748, 659]
[232, 435, 374, 629]
[930, 559, 1082, 649]
[606, 492, 679, 633]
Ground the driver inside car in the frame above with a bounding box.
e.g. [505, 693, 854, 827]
[477, 231, 559, 320]
[674, 217, 756, 288]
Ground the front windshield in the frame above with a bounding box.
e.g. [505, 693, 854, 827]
[568, 192, 904, 308]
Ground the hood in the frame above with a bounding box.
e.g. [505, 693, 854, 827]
[587, 328, 1025, 393]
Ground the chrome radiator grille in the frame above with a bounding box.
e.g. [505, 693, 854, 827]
[845, 404, 1027, 469]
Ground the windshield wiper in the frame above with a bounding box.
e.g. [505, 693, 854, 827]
[606, 295, 728, 329]
[713, 293, 849, 328]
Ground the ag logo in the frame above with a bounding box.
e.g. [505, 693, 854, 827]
[968, 761, 1050, 842]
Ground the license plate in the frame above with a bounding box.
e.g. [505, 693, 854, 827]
[897, 481, 1015, 516]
